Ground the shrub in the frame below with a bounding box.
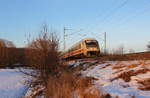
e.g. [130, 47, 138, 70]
[25, 24, 61, 86]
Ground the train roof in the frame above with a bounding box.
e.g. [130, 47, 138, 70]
[74, 38, 97, 46]
[64, 38, 98, 52]
[81, 38, 97, 41]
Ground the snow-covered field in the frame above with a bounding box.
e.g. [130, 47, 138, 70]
[0, 68, 31, 98]
[0, 60, 150, 98]
[70, 60, 150, 98]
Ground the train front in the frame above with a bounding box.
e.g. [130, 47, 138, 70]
[84, 39, 100, 57]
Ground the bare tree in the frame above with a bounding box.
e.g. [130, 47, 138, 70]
[25, 24, 61, 86]
[113, 44, 125, 55]
[147, 42, 150, 51]
[0, 47, 7, 68]
[0, 40, 5, 47]
[0, 39, 15, 48]
[0, 39, 16, 68]
[129, 48, 135, 53]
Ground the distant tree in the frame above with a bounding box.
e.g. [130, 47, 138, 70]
[0, 40, 5, 47]
[147, 42, 150, 51]
[0, 39, 16, 68]
[113, 44, 125, 55]
[129, 48, 135, 53]
[7, 41, 16, 48]
[0, 47, 7, 68]
[0, 39, 15, 48]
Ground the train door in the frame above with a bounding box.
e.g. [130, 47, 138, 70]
[81, 41, 88, 57]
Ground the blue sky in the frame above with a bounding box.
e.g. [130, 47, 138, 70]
[0, 0, 150, 52]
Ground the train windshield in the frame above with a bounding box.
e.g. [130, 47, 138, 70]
[85, 40, 98, 47]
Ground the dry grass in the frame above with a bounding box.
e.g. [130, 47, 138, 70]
[113, 65, 126, 69]
[113, 69, 124, 74]
[139, 61, 146, 66]
[112, 69, 150, 82]
[46, 72, 110, 98]
[128, 64, 137, 68]
[100, 64, 112, 69]
[46, 72, 76, 98]
[112, 62, 126, 70]
[138, 78, 150, 91]
[98, 52, 150, 61]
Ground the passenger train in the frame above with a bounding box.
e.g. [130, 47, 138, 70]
[63, 38, 100, 59]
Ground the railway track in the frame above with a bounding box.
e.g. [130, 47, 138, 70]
[64, 51, 150, 63]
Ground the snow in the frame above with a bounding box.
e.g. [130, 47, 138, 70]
[25, 84, 45, 98]
[72, 60, 150, 98]
[0, 60, 149, 98]
[0, 68, 32, 98]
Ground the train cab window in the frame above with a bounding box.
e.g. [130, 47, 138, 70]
[85, 40, 98, 47]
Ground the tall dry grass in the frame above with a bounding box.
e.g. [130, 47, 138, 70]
[46, 72, 110, 98]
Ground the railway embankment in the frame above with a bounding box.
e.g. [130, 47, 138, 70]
[68, 58, 150, 98]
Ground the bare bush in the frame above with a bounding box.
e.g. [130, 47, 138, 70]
[25, 24, 61, 86]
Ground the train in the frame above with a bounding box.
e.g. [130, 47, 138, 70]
[63, 38, 100, 59]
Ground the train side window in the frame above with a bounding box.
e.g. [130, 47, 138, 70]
[76, 44, 80, 50]
[79, 43, 81, 49]
[75, 46, 77, 50]
[74, 45, 77, 50]
[71, 48, 74, 51]
[77, 44, 81, 49]
[76, 45, 78, 50]
[72, 47, 75, 51]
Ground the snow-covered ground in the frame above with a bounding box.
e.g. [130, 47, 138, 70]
[0, 68, 32, 98]
[1, 60, 150, 98]
[70, 60, 150, 98]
